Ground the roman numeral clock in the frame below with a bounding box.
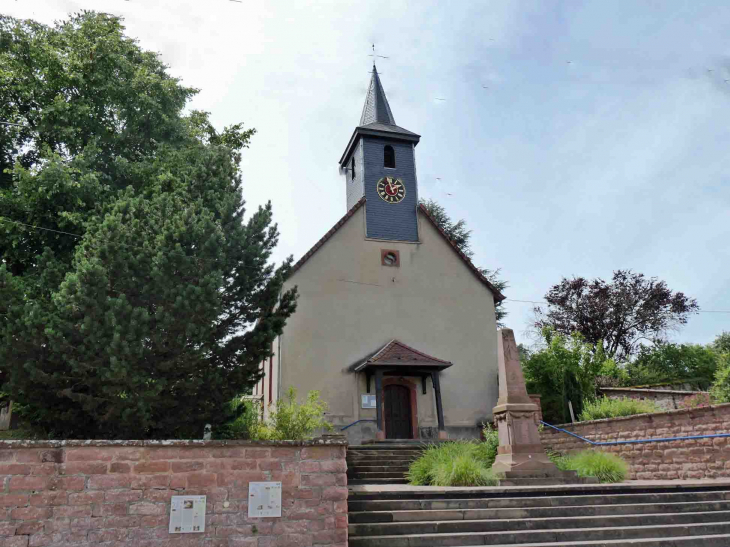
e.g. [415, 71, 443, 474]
[377, 176, 406, 204]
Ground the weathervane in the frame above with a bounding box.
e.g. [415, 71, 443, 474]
[369, 44, 389, 69]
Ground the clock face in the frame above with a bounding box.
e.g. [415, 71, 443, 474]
[376, 177, 406, 204]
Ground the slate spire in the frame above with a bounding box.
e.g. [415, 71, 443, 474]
[360, 65, 396, 126]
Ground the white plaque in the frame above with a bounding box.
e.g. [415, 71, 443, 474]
[361, 394, 376, 409]
[248, 481, 282, 518]
[169, 495, 206, 534]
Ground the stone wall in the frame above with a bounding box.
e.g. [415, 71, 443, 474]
[0, 439, 348, 547]
[540, 403, 730, 480]
[600, 387, 701, 411]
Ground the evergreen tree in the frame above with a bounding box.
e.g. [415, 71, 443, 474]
[0, 12, 297, 439]
[420, 199, 508, 326]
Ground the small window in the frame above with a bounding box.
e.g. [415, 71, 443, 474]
[351, 157, 356, 180]
[384, 145, 395, 168]
[381, 249, 400, 267]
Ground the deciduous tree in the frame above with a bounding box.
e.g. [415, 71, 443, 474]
[0, 12, 296, 439]
[534, 270, 698, 361]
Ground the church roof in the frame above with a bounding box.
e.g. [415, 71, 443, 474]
[351, 339, 453, 372]
[286, 198, 506, 303]
[339, 67, 420, 166]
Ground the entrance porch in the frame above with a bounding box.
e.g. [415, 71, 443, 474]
[351, 340, 453, 441]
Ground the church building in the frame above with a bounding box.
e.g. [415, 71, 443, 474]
[253, 66, 505, 444]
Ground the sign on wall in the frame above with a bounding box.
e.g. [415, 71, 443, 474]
[169, 495, 206, 533]
[248, 481, 282, 518]
[361, 394, 376, 409]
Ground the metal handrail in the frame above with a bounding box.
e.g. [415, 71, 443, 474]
[340, 419, 376, 431]
[540, 420, 730, 446]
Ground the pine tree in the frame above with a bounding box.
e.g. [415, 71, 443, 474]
[0, 12, 297, 438]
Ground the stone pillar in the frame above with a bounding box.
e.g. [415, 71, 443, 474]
[491, 329, 556, 474]
[431, 371, 447, 440]
[374, 369, 385, 440]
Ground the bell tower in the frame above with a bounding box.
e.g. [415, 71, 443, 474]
[339, 66, 421, 242]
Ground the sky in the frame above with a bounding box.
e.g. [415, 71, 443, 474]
[5, 0, 730, 347]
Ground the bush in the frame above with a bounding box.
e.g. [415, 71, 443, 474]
[710, 354, 730, 404]
[578, 397, 660, 421]
[551, 450, 628, 483]
[481, 423, 499, 467]
[218, 388, 332, 441]
[407, 441, 500, 487]
[624, 343, 720, 390]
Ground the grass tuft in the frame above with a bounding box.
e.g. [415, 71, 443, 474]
[407, 441, 500, 487]
[550, 449, 628, 483]
[579, 397, 660, 421]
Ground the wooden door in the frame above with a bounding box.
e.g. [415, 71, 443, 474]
[384, 384, 412, 439]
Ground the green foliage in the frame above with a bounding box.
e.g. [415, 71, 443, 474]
[481, 423, 499, 468]
[215, 398, 264, 440]
[625, 343, 720, 389]
[578, 397, 660, 421]
[550, 450, 628, 483]
[712, 332, 730, 355]
[710, 354, 730, 404]
[535, 270, 699, 361]
[419, 199, 508, 327]
[523, 328, 619, 424]
[0, 12, 297, 439]
[407, 441, 500, 487]
[261, 388, 332, 441]
[219, 389, 332, 441]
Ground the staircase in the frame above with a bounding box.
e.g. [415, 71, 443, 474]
[347, 443, 424, 485]
[348, 484, 730, 546]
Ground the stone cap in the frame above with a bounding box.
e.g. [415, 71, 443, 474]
[0, 437, 348, 449]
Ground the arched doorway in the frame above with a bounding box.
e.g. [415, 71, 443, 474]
[384, 384, 413, 439]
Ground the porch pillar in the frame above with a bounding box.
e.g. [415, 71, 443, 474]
[374, 369, 385, 440]
[431, 371, 447, 439]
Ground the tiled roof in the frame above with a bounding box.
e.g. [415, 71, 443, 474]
[418, 204, 506, 302]
[357, 122, 419, 136]
[360, 67, 397, 126]
[352, 339, 453, 371]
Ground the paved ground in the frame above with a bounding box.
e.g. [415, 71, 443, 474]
[349, 478, 730, 494]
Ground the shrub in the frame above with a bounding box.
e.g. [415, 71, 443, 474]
[578, 396, 660, 421]
[216, 388, 332, 441]
[551, 450, 628, 483]
[264, 388, 332, 440]
[710, 354, 730, 404]
[480, 423, 499, 467]
[407, 441, 500, 487]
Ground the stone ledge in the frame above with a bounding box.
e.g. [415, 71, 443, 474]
[545, 402, 730, 429]
[0, 437, 348, 449]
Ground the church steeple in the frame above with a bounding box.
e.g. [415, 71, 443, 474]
[360, 66, 396, 126]
[339, 67, 421, 242]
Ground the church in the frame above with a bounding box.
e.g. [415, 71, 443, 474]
[253, 66, 505, 444]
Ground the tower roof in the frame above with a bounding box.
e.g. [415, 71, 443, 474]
[339, 66, 420, 166]
[360, 66, 396, 126]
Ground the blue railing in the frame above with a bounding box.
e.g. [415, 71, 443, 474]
[540, 420, 730, 446]
[340, 419, 376, 431]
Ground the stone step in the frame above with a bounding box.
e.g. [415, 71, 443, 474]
[348, 499, 730, 523]
[348, 452, 422, 458]
[348, 509, 730, 537]
[348, 490, 730, 512]
[349, 478, 409, 485]
[445, 535, 730, 547]
[348, 521, 730, 547]
[347, 465, 411, 473]
[499, 477, 599, 486]
[348, 472, 408, 480]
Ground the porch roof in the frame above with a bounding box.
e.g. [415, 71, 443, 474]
[350, 339, 453, 373]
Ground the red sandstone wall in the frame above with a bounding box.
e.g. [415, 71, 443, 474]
[0, 439, 348, 547]
[540, 403, 730, 480]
